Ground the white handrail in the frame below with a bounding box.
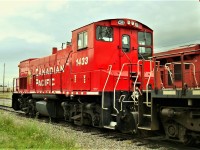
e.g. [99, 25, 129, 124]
[133, 60, 143, 101]
[113, 63, 131, 114]
[145, 60, 153, 107]
[164, 64, 174, 84]
[102, 65, 112, 110]
[191, 63, 198, 88]
[165, 62, 198, 88]
[133, 60, 153, 107]
[119, 95, 126, 111]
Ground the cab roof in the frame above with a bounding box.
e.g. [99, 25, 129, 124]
[72, 18, 152, 32]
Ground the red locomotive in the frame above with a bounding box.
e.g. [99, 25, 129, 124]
[12, 19, 200, 144]
[154, 44, 200, 144]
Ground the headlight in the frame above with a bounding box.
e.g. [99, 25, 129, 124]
[118, 20, 125, 25]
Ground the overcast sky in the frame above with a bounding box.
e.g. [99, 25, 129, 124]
[0, 0, 199, 86]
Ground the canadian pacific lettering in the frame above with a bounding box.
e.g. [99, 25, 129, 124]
[36, 65, 65, 75]
[36, 78, 55, 86]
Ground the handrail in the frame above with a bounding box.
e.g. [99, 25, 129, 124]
[133, 60, 154, 107]
[101, 65, 112, 110]
[113, 63, 131, 114]
[146, 60, 153, 107]
[132, 60, 142, 101]
[113, 63, 132, 114]
[119, 95, 126, 111]
[165, 62, 198, 88]
[191, 63, 199, 88]
[12, 78, 19, 92]
[13, 78, 15, 92]
[164, 64, 174, 85]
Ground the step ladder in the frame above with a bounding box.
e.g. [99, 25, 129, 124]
[103, 113, 118, 130]
[104, 121, 117, 130]
[138, 94, 152, 130]
[130, 72, 141, 90]
[138, 112, 152, 130]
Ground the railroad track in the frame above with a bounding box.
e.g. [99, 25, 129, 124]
[0, 104, 199, 149]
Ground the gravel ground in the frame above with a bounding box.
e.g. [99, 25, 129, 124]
[48, 123, 169, 150]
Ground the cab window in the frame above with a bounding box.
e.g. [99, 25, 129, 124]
[138, 47, 152, 59]
[78, 31, 88, 50]
[138, 32, 152, 46]
[96, 26, 113, 42]
[122, 35, 130, 52]
[138, 32, 152, 59]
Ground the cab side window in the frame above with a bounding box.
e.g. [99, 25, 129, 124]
[78, 31, 88, 50]
[138, 32, 152, 59]
[122, 35, 130, 52]
[96, 26, 113, 42]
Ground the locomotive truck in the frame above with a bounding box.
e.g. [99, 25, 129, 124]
[12, 18, 200, 144]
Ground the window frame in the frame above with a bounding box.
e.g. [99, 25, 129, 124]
[138, 32, 152, 46]
[96, 25, 113, 42]
[122, 34, 130, 53]
[138, 31, 153, 60]
[77, 31, 88, 50]
[138, 47, 152, 59]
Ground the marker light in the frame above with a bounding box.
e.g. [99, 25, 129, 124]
[135, 22, 139, 27]
[127, 20, 130, 25]
[131, 21, 134, 25]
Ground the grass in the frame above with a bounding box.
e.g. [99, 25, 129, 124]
[0, 92, 12, 99]
[0, 110, 78, 149]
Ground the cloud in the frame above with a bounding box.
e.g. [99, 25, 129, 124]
[0, 0, 69, 44]
[0, 0, 69, 17]
[0, 29, 54, 44]
[46, 0, 69, 12]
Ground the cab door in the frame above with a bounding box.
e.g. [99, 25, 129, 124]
[119, 28, 138, 67]
[116, 28, 138, 91]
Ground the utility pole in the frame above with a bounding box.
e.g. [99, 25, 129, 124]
[3, 63, 5, 93]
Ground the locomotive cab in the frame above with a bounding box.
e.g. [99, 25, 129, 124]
[72, 19, 153, 69]
[71, 19, 154, 92]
